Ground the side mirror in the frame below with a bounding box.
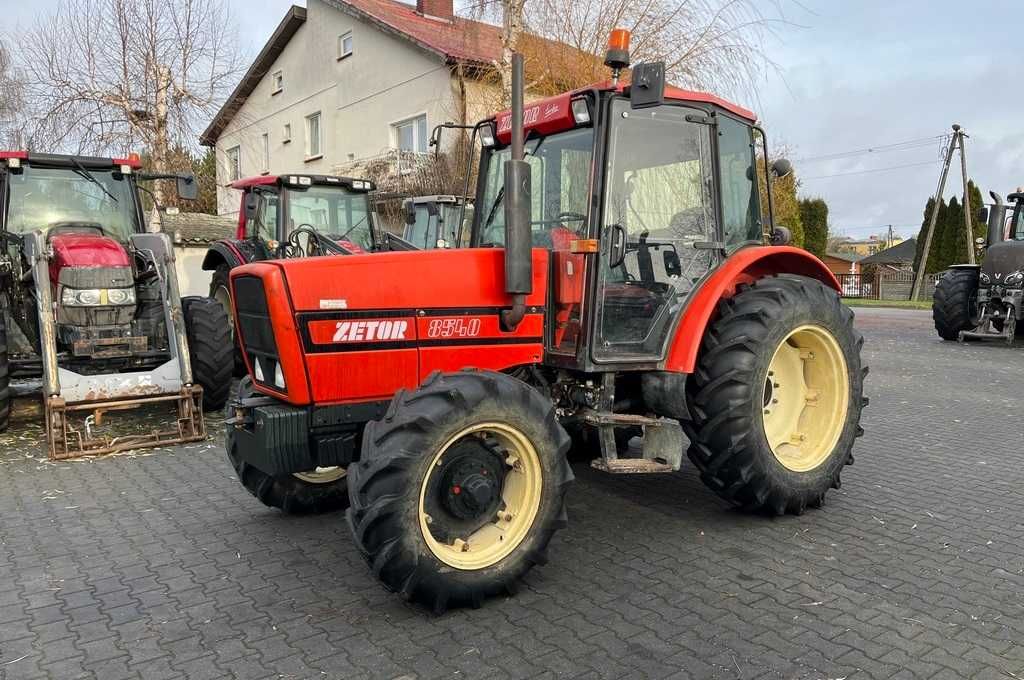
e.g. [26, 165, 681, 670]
[403, 200, 416, 225]
[770, 225, 793, 246]
[176, 175, 198, 201]
[770, 159, 793, 179]
[663, 249, 682, 278]
[975, 237, 987, 249]
[243, 192, 259, 221]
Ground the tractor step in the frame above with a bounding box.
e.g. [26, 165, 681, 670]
[580, 411, 664, 427]
[591, 458, 675, 474]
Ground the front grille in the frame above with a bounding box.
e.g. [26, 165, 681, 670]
[233, 275, 282, 390]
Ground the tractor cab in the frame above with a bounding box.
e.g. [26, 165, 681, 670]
[402, 195, 472, 249]
[469, 67, 771, 367]
[230, 174, 378, 259]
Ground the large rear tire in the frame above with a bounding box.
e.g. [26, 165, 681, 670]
[684, 275, 867, 516]
[0, 312, 9, 432]
[181, 296, 233, 411]
[347, 370, 572, 612]
[209, 264, 246, 376]
[932, 268, 979, 341]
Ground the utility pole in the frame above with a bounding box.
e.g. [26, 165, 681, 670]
[958, 128, 975, 264]
[911, 125, 959, 301]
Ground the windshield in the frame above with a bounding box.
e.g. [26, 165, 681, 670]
[4, 164, 140, 240]
[1011, 202, 1024, 241]
[286, 185, 374, 250]
[476, 127, 593, 247]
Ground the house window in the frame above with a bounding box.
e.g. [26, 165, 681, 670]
[261, 133, 270, 173]
[282, 123, 291, 143]
[394, 114, 428, 154]
[305, 112, 322, 159]
[271, 70, 283, 94]
[338, 31, 353, 59]
[226, 145, 241, 182]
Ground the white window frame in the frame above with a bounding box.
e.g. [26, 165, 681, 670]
[282, 123, 291, 144]
[226, 145, 241, 182]
[271, 70, 283, 95]
[305, 112, 322, 160]
[260, 133, 270, 173]
[392, 114, 428, 154]
[337, 31, 353, 60]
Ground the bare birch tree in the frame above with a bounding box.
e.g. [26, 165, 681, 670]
[0, 44, 25, 146]
[16, 0, 242, 202]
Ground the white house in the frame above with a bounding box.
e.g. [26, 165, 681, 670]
[200, 0, 508, 217]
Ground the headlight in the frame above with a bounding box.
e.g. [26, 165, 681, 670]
[1005, 271, 1023, 287]
[980, 273, 991, 285]
[60, 287, 136, 306]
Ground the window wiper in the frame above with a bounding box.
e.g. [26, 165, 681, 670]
[337, 216, 368, 243]
[70, 158, 118, 204]
[482, 137, 546, 235]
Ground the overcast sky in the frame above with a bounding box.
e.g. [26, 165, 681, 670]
[7, 0, 1022, 240]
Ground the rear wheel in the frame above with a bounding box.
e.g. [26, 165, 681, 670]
[226, 377, 350, 514]
[684, 275, 867, 515]
[181, 296, 233, 411]
[209, 264, 246, 375]
[932, 268, 979, 340]
[0, 312, 9, 432]
[347, 370, 572, 612]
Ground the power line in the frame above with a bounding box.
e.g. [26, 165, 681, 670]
[802, 160, 940, 181]
[793, 135, 946, 164]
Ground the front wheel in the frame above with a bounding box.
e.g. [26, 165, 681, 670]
[932, 268, 979, 341]
[684, 275, 867, 515]
[347, 370, 572, 612]
[181, 296, 233, 411]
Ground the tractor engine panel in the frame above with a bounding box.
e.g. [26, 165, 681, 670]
[231, 248, 550, 406]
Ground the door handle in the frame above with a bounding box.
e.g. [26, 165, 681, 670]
[609, 224, 627, 268]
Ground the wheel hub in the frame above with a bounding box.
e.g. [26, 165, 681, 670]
[425, 437, 507, 541]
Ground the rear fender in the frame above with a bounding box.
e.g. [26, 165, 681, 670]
[202, 240, 246, 271]
[664, 246, 840, 373]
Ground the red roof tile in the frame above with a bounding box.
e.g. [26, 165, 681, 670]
[336, 0, 502, 65]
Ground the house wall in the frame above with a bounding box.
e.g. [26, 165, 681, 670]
[821, 255, 860, 277]
[213, 0, 465, 216]
[173, 246, 213, 298]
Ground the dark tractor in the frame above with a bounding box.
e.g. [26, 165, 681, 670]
[0, 151, 232, 457]
[933, 190, 1024, 344]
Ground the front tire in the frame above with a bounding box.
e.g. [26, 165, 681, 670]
[932, 268, 979, 341]
[181, 296, 233, 410]
[347, 370, 572, 612]
[226, 378, 350, 514]
[684, 275, 867, 516]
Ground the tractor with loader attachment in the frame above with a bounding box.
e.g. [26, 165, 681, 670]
[933, 190, 1024, 344]
[0, 151, 233, 458]
[224, 32, 867, 611]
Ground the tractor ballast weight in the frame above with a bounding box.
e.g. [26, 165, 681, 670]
[0, 151, 232, 458]
[225, 33, 867, 610]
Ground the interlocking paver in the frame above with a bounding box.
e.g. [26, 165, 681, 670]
[2, 308, 1024, 679]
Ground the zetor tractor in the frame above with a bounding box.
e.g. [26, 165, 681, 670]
[225, 38, 867, 611]
[933, 190, 1024, 344]
[0, 151, 232, 457]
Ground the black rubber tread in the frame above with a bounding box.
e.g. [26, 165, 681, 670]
[0, 312, 10, 432]
[347, 369, 573, 612]
[932, 269, 979, 341]
[682, 274, 867, 516]
[181, 296, 233, 411]
[225, 377, 350, 515]
[209, 264, 246, 376]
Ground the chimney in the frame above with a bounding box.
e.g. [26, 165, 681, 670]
[416, 0, 453, 20]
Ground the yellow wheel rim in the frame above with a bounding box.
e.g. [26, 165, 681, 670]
[761, 324, 850, 472]
[418, 422, 543, 571]
[214, 284, 234, 335]
[293, 467, 347, 484]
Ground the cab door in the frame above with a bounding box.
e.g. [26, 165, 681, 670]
[592, 100, 719, 362]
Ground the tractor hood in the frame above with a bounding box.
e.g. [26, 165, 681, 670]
[48, 233, 131, 283]
[981, 240, 1024, 288]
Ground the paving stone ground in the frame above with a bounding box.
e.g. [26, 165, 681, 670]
[1, 307, 1023, 680]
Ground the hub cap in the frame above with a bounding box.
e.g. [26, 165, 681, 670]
[419, 423, 543, 571]
[761, 325, 850, 472]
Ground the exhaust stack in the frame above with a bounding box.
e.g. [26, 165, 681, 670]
[500, 53, 532, 329]
[987, 191, 1006, 246]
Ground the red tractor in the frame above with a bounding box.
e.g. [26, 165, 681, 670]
[225, 39, 867, 611]
[0, 151, 233, 457]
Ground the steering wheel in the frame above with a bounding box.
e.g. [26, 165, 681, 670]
[284, 225, 322, 258]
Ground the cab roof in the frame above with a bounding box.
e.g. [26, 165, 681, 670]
[230, 174, 375, 192]
[0, 150, 142, 169]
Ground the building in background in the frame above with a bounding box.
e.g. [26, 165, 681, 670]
[149, 212, 236, 296]
[821, 251, 863, 277]
[200, 0, 512, 217]
[830, 234, 905, 257]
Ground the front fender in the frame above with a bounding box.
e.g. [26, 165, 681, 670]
[201, 240, 246, 271]
[664, 246, 840, 373]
